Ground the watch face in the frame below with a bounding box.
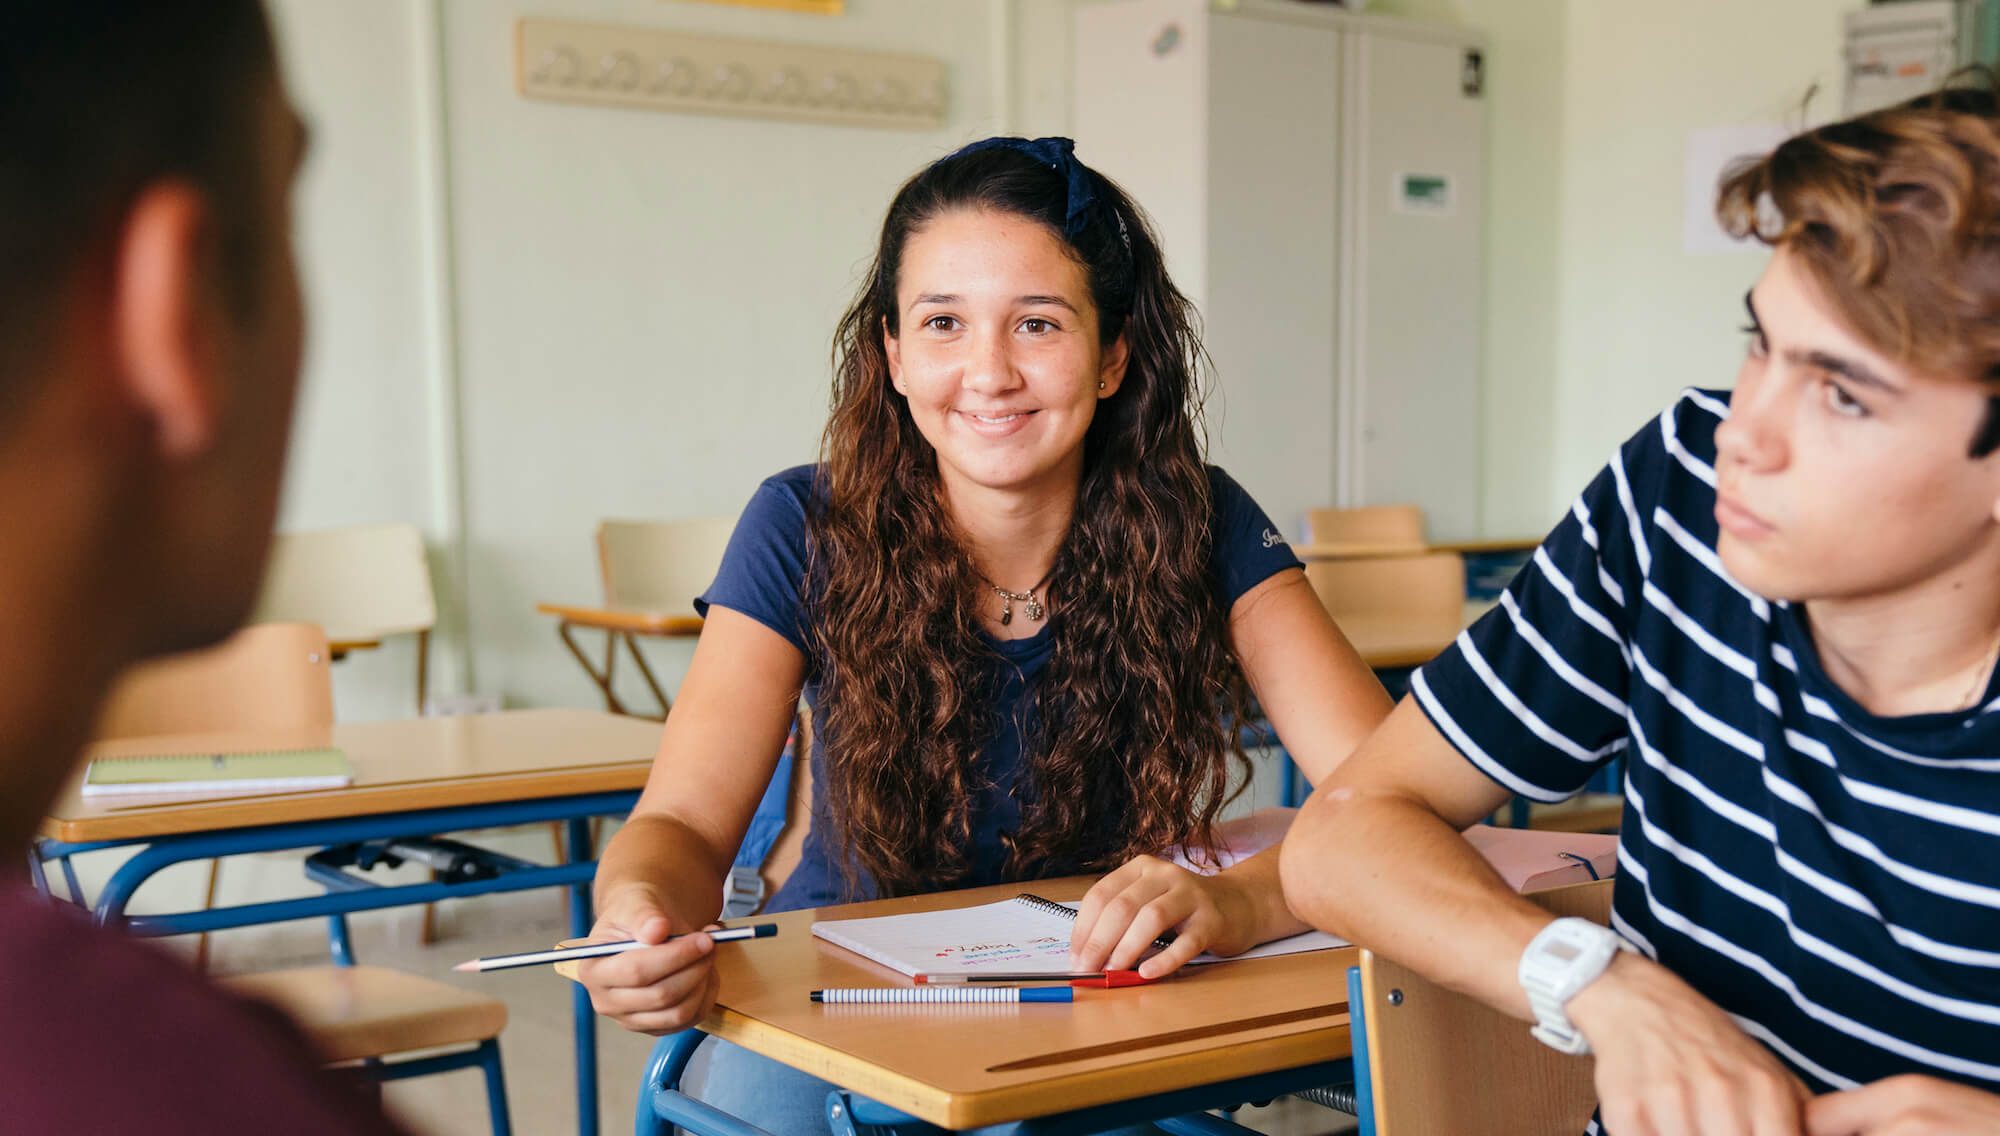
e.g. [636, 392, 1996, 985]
[1549, 942, 1581, 961]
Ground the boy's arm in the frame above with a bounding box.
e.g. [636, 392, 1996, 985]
[1280, 697, 1809, 1135]
[1806, 1075, 2000, 1134]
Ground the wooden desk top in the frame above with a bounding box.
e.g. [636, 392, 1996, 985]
[1293, 540, 1428, 561]
[1340, 601, 1493, 670]
[536, 602, 705, 637]
[42, 708, 662, 844]
[698, 878, 1355, 1129]
[1295, 537, 1538, 561]
[1430, 537, 1540, 556]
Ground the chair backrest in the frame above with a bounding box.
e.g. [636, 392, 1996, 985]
[1358, 878, 1612, 1135]
[757, 706, 816, 898]
[94, 622, 335, 739]
[252, 523, 436, 642]
[1303, 504, 1426, 547]
[1305, 552, 1466, 624]
[597, 518, 737, 612]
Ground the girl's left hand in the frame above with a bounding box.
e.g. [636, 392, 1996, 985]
[1068, 855, 1258, 979]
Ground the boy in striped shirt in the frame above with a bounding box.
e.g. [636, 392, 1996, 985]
[1283, 85, 2000, 1134]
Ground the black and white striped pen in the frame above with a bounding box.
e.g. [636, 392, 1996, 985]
[454, 923, 778, 973]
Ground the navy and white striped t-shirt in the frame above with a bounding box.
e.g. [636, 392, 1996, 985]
[1417, 388, 2000, 1100]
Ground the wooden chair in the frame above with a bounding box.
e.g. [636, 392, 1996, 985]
[252, 523, 437, 714]
[1339, 878, 1610, 1134]
[222, 966, 513, 1136]
[97, 625, 514, 1132]
[1306, 551, 1468, 671]
[1306, 555, 1624, 832]
[751, 706, 815, 904]
[587, 517, 737, 718]
[96, 622, 335, 740]
[94, 622, 336, 972]
[1303, 503, 1427, 548]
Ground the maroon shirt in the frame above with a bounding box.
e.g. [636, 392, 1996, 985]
[0, 885, 409, 1134]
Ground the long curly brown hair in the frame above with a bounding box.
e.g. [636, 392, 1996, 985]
[803, 143, 1254, 898]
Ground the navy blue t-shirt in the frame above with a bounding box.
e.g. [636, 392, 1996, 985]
[697, 464, 1303, 911]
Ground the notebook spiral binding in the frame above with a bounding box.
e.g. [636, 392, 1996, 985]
[1012, 893, 1078, 923]
[1015, 892, 1175, 951]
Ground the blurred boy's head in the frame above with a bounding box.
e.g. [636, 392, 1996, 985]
[0, 0, 307, 657]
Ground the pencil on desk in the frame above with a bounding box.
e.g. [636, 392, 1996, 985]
[915, 970, 1154, 987]
[455, 923, 778, 973]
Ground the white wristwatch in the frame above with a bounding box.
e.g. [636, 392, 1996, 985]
[1517, 917, 1626, 1055]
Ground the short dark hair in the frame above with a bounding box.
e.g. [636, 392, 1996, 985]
[0, 0, 277, 426]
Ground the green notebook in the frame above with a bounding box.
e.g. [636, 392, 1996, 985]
[82, 747, 352, 797]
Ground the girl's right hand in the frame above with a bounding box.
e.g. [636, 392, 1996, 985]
[575, 890, 721, 1036]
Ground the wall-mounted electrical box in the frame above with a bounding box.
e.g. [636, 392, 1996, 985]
[1845, 0, 2000, 115]
[515, 18, 948, 130]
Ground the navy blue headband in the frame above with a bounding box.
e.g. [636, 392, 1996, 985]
[940, 135, 1102, 242]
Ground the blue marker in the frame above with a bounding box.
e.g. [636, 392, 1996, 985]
[810, 986, 1074, 1004]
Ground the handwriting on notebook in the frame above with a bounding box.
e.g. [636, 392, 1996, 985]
[931, 935, 1068, 966]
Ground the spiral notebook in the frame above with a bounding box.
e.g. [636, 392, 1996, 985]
[811, 893, 1347, 979]
[81, 747, 352, 797]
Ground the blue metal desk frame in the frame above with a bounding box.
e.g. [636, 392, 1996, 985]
[29, 788, 639, 1136]
[627, 968, 1373, 1136]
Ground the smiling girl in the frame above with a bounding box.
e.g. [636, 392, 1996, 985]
[577, 137, 1392, 1131]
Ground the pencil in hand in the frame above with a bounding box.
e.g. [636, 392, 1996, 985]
[454, 923, 778, 973]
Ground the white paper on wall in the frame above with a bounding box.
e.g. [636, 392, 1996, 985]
[1683, 121, 1791, 256]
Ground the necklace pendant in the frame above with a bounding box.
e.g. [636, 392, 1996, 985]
[999, 598, 1013, 626]
[1024, 596, 1045, 622]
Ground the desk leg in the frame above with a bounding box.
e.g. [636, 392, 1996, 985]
[327, 914, 358, 966]
[24, 847, 50, 897]
[568, 816, 599, 1136]
[557, 619, 630, 717]
[54, 853, 86, 907]
[621, 632, 673, 718]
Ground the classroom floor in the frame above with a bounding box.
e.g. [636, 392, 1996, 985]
[185, 883, 1356, 1136]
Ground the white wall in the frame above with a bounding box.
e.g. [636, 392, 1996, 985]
[270, 0, 1015, 715]
[447, 0, 1019, 712]
[1374, 0, 1855, 524]
[266, 0, 451, 720]
[1546, 0, 1851, 497]
[268, 0, 1862, 714]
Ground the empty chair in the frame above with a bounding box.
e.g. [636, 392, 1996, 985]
[222, 966, 512, 1136]
[563, 517, 735, 718]
[253, 523, 437, 714]
[1302, 503, 1427, 549]
[97, 622, 335, 742]
[95, 625, 515, 1131]
[93, 622, 335, 971]
[598, 516, 736, 612]
[1306, 551, 1468, 660]
[1309, 554, 1623, 833]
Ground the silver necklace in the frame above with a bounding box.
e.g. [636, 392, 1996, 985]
[984, 568, 1055, 626]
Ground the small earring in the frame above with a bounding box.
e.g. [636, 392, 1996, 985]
[1098, 381, 1106, 391]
